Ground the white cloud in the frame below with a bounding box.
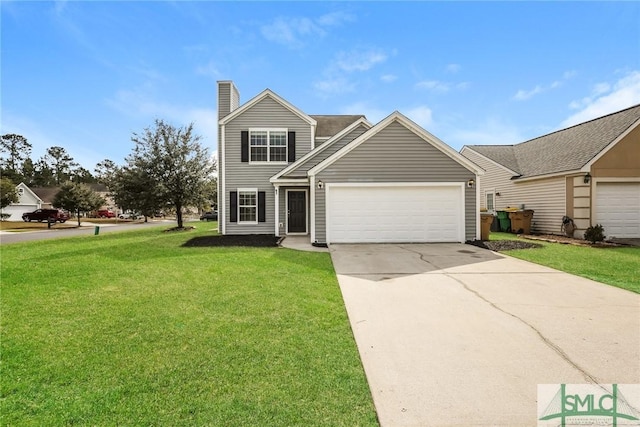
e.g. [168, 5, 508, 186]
[316, 11, 355, 27]
[260, 11, 354, 49]
[314, 48, 389, 97]
[405, 106, 433, 128]
[561, 70, 640, 127]
[313, 78, 355, 97]
[335, 49, 387, 72]
[260, 17, 323, 49]
[196, 60, 222, 80]
[415, 80, 469, 93]
[416, 80, 451, 92]
[380, 74, 397, 83]
[446, 63, 461, 73]
[513, 70, 576, 101]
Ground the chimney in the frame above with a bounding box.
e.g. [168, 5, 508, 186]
[217, 81, 240, 120]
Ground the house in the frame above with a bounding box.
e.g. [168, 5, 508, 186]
[1, 182, 43, 221]
[461, 104, 640, 239]
[217, 81, 482, 244]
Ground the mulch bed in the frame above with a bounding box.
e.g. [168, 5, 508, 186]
[467, 239, 543, 251]
[522, 234, 625, 247]
[182, 234, 281, 247]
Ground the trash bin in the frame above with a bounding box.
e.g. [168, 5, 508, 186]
[508, 210, 534, 234]
[94, 226, 100, 235]
[480, 213, 494, 241]
[496, 211, 511, 232]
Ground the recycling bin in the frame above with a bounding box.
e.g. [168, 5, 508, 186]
[508, 210, 534, 234]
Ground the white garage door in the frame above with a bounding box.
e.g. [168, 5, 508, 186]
[1, 204, 38, 221]
[326, 184, 464, 243]
[595, 182, 640, 238]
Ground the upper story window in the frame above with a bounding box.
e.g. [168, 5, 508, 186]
[250, 129, 287, 163]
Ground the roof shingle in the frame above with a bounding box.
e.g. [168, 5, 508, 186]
[466, 104, 640, 178]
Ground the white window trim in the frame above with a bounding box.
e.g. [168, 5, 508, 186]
[485, 189, 496, 212]
[238, 188, 258, 225]
[249, 128, 288, 164]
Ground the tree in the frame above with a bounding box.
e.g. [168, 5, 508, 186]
[53, 182, 105, 226]
[94, 159, 118, 187]
[45, 146, 78, 185]
[21, 157, 36, 186]
[0, 177, 19, 209]
[126, 119, 215, 228]
[110, 165, 164, 222]
[72, 167, 97, 184]
[1, 134, 31, 180]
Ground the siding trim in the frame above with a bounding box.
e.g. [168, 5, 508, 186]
[309, 111, 483, 176]
[513, 168, 582, 183]
[221, 124, 226, 234]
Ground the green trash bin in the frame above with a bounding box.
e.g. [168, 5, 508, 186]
[496, 211, 511, 232]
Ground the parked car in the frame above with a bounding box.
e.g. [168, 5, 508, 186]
[22, 209, 69, 223]
[200, 211, 218, 221]
[118, 212, 139, 220]
[97, 209, 116, 218]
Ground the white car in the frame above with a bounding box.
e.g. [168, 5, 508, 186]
[118, 212, 139, 220]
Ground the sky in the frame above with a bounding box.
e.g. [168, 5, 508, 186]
[2, 1, 639, 170]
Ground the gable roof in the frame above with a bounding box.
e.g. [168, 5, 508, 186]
[464, 104, 640, 179]
[218, 88, 316, 126]
[309, 115, 366, 139]
[271, 117, 373, 182]
[31, 186, 61, 204]
[16, 182, 43, 204]
[309, 111, 483, 176]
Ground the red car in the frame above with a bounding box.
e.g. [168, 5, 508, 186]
[97, 209, 116, 218]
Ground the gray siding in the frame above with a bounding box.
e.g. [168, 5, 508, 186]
[224, 96, 312, 235]
[283, 123, 369, 178]
[218, 82, 232, 120]
[314, 121, 477, 242]
[461, 148, 566, 234]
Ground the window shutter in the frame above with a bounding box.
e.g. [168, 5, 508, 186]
[230, 191, 238, 222]
[287, 131, 296, 163]
[241, 131, 249, 163]
[258, 192, 266, 222]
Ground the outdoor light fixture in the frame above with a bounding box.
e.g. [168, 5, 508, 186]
[467, 179, 475, 188]
[583, 173, 591, 184]
[317, 180, 324, 189]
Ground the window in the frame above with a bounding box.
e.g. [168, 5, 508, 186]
[250, 129, 287, 163]
[486, 191, 495, 211]
[238, 189, 257, 223]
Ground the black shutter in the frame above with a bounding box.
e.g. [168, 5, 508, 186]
[241, 131, 249, 162]
[287, 131, 296, 163]
[230, 191, 237, 222]
[258, 192, 266, 222]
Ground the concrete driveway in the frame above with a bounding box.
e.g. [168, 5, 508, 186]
[330, 243, 640, 427]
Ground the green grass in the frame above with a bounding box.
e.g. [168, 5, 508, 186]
[490, 232, 640, 293]
[1, 223, 377, 426]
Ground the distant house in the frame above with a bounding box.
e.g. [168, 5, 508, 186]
[217, 80, 482, 244]
[461, 104, 640, 239]
[2, 182, 116, 221]
[1, 182, 43, 221]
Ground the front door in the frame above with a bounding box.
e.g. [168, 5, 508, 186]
[287, 190, 307, 234]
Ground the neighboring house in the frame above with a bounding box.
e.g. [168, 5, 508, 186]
[461, 104, 640, 239]
[1, 182, 43, 221]
[217, 81, 482, 244]
[31, 187, 61, 209]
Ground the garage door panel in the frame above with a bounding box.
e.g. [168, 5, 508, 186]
[327, 185, 463, 243]
[595, 182, 640, 238]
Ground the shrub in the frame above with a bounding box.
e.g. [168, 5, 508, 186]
[584, 224, 606, 244]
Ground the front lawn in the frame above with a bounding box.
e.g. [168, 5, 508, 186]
[490, 232, 640, 293]
[1, 223, 377, 426]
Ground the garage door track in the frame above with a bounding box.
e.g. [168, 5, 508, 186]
[330, 243, 640, 426]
